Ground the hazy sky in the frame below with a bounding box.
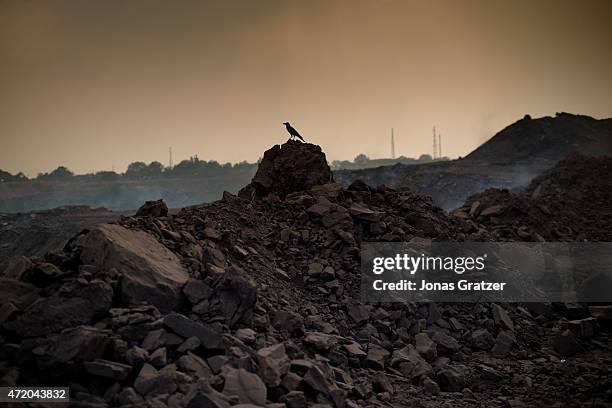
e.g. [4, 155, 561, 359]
[1, 0, 611, 176]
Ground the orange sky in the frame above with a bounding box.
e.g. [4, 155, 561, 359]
[1, 0, 611, 176]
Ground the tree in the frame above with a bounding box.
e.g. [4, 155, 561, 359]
[233, 161, 254, 169]
[126, 162, 148, 178]
[48, 166, 74, 180]
[94, 170, 120, 181]
[14, 172, 28, 181]
[354, 154, 370, 165]
[146, 161, 164, 177]
[171, 159, 196, 177]
[418, 154, 433, 161]
[0, 170, 13, 182]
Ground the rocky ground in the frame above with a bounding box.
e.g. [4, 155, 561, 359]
[1, 141, 611, 407]
[454, 154, 612, 242]
[0, 206, 124, 272]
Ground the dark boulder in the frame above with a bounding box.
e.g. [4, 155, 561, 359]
[213, 266, 257, 328]
[0, 278, 40, 310]
[33, 326, 113, 378]
[76, 224, 189, 313]
[163, 312, 224, 350]
[135, 199, 168, 218]
[238, 140, 332, 199]
[5, 279, 113, 337]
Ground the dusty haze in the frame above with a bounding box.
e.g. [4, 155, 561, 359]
[1, 0, 611, 176]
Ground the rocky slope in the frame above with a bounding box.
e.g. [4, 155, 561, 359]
[337, 113, 612, 209]
[0, 206, 124, 272]
[465, 113, 612, 164]
[454, 154, 612, 241]
[1, 142, 611, 407]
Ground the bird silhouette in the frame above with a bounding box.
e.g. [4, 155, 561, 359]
[283, 122, 305, 142]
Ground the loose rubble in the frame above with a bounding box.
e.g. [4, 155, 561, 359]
[1, 142, 611, 407]
[454, 154, 612, 241]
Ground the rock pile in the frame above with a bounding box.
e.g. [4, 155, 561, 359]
[454, 154, 612, 241]
[239, 140, 333, 199]
[1, 146, 612, 407]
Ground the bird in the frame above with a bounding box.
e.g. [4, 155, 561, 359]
[283, 122, 305, 142]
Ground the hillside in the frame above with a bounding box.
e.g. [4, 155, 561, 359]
[454, 153, 612, 242]
[337, 113, 612, 209]
[465, 113, 612, 163]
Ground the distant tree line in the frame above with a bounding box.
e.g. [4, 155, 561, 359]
[0, 156, 258, 183]
[0, 170, 28, 182]
[1, 152, 451, 183]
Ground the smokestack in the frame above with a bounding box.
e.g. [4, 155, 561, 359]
[391, 128, 396, 159]
[433, 126, 437, 159]
[169, 147, 173, 168]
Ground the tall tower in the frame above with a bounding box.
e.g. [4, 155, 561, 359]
[438, 133, 442, 159]
[391, 128, 396, 159]
[169, 147, 173, 168]
[433, 126, 437, 159]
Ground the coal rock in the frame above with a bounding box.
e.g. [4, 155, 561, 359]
[83, 359, 132, 380]
[149, 347, 167, 367]
[222, 367, 267, 406]
[177, 352, 213, 380]
[163, 313, 224, 350]
[134, 363, 177, 396]
[437, 365, 467, 392]
[414, 332, 437, 362]
[136, 199, 168, 218]
[304, 332, 337, 352]
[6, 279, 112, 337]
[422, 377, 440, 395]
[372, 372, 393, 394]
[256, 343, 290, 387]
[0, 278, 39, 310]
[491, 331, 515, 358]
[470, 328, 495, 351]
[432, 331, 461, 355]
[492, 304, 514, 331]
[77, 224, 189, 313]
[280, 390, 307, 408]
[214, 267, 257, 328]
[239, 140, 332, 199]
[552, 329, 582, 357]
[364, 344, 390, 370]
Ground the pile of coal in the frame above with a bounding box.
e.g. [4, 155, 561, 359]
[454, 154, 612, 241]
[239, 140, 333, 199]
[1, 144, 612, 407]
